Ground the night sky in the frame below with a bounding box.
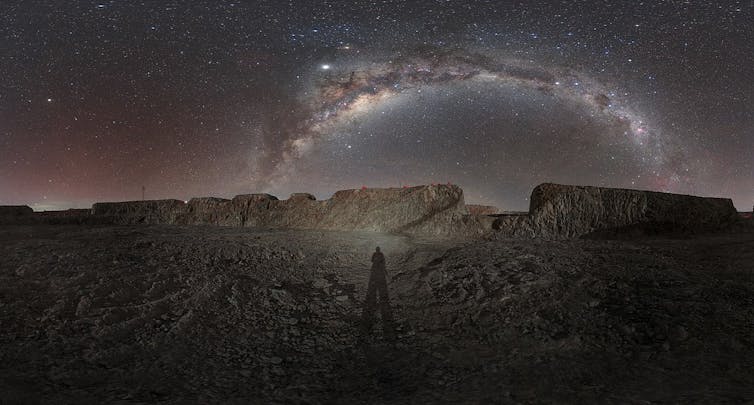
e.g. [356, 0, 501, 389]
[1, 1, 752, 211]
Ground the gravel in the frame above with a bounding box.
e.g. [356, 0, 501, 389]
[1, 224, 753, 403]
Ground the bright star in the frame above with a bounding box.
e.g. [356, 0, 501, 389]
[321, 64, 331, 70]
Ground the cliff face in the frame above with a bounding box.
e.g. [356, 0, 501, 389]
[5, 183, 741, 238]
[88, 185, 471, 235]
[177, 197, 233, 226]
[318, 186, 468, 233]
[91, 200, 186, 225]
[232, 185, 471, 234]
[494, 183, 739, 238]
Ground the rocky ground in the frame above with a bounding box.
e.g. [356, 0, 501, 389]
[1, 224, 753, 404]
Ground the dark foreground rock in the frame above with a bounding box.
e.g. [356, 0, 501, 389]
[0, 205, 34, 224]
[0, 205, 33, 216]
[36, 209, 93, 224]
[1, 224, 752, 403]
[494, 183, 739, 238]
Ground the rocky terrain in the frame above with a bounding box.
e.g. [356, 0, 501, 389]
[1, 222, 753, 404]
[90, 185, 481, 236]
[492, 183, 739, 238]
[91, 184, 741, 239]
[1, 183, 750, 403]
[0, 205, 34, 222]
[465, 205, 501, 216]
[2, 183, 740, 239]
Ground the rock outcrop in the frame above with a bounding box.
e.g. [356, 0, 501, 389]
[466, 204, 500, 216]
[177, 197, 232, 225]
[289, 193, 317, 201]
[88, 185, 475, 235]
[0, 205, 33, 217]
[238, 185, 474, 234]
[493, 183, 739, 238]
[92, 200, 187, 225]
[37, 209, 94, 225]
[229, 194, 279, 227]
[0, 205, 34, 224]
[317, 186, 467, 233]
[4, 183, 740, 238]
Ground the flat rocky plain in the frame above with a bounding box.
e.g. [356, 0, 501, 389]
[1, 224, 753, 404]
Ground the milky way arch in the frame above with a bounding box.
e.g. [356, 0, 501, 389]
[255, 49, 678, 191]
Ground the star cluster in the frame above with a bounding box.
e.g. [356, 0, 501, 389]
[0, 1, 752, 210]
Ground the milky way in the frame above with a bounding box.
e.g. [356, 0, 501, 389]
[0, 1, 751, 210]
[261, 49, 671, 189]
[251, 47, 692, 208]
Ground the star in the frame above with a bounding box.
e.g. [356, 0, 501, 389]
[0, 1, 750, 211]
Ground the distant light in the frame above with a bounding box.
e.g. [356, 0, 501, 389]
[47, 98, 53, 102]
[321, 64, 331, 70]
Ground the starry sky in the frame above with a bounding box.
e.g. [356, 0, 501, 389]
[1, 1, 752, 211]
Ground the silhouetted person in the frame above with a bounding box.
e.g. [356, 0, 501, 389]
[361, 247, 394, 336]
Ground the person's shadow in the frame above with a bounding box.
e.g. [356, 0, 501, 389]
[360, 247, 395, 338]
